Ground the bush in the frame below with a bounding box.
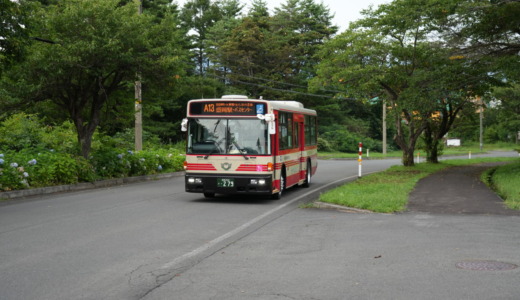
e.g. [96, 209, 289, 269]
[0, 113, 44, 151]
[0, 113, 79, 154]
[320, 130, 382, 153]
[89, 147, 185, 179]
[317, 137, 334, 152]
[0, 150, 96, 191]
[0, 145, 186, 191]
[0, 113, 187, 192]
[41, 121, 79, 154]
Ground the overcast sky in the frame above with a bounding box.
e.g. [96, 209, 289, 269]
[175, 0, 391, 31]
[262, 0, 390, 31]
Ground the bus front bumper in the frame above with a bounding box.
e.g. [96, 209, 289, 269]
[185, 173, 273, 195]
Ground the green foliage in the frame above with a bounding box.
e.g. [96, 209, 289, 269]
[89, 148, 184, 179]
[0, 0, 31, 73]
[0, 145, 185, 191]
[0, 150, 95, 191]
[0, 113, 43, 151]
[1, 0, 189, 158]
[0, 112, 79, 154]
[320, 130, 382, 153]
[313, 0, 502, 166]
[482, 161, 520, 210]
[320, 157, 518, 213]
[317, 137, 334, 152]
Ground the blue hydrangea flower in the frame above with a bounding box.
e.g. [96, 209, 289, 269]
[127, 150, 134, 155]
[28, 159, 37, 165]
[117, 154, 123, 159]
[157, 165, 163, 171]
[0, 153, 4, 158]
[10, 162, 18, 168]
[23, 172, 29, 178]
[0, 158, 4, 165]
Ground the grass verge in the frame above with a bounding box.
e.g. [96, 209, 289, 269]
[318, 142, 517, 160]
[481, 161, 520, 210]
[319, 157, 518, 213]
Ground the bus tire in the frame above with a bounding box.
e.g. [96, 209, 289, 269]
[272, 170, 285, 200]
[204, 192, 215, 198]
[302, 161, 311, 188]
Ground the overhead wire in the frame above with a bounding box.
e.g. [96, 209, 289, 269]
[207, 73, 356, 101]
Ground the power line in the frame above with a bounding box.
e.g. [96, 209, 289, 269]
[208, 73, 356, 101]
[224, 72, 348, 95]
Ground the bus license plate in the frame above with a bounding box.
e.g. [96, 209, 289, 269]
[217, 178, 234, 188]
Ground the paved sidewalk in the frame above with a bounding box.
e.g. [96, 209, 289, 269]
[408, 162, 520, 215]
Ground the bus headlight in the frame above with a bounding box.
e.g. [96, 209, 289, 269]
[250, 179, 266, 185]
[188, 177, 202, 184]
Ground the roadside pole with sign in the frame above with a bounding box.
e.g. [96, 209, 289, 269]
[358, 142, 363, 178]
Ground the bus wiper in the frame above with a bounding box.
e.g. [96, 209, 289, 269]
[204, 140, 221, 159]
[204, 148, 215, 159]
[232, 141, 249, 160]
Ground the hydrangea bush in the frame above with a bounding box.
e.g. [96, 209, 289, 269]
[89, 147, 184, 179]
[0, 148, 185, 191]
[0, 113, 186, 192]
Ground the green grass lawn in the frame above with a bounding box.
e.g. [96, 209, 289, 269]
[319, 157, 519, 213]
[318, 142, 518, 160]
[482, 161, 520, 210]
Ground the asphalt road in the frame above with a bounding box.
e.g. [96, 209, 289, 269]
[1, 152, 518, 300]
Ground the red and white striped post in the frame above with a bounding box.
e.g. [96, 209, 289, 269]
[358, 142, 363, 178]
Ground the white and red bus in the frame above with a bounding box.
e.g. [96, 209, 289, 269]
[181, 95, 318, 199]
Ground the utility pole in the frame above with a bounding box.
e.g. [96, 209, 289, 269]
[135, 79, 142, 151]
[135, 1, 143, 151]
[479, 100, 483, 152]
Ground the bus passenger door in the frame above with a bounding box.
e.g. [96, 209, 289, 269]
[294, 115, 305, 184]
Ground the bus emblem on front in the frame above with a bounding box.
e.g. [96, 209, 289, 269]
[221, 162, 232, 171]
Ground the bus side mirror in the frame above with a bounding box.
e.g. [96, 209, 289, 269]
[181, 118, 188, 132]
[257, 114, 276, 135]
[268, 121, 276, 135]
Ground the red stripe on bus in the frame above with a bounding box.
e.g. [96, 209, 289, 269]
[187, 163, 217, 171]
[236, 164, 269, 172]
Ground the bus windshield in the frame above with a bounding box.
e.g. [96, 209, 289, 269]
[187, 118, 270, 155]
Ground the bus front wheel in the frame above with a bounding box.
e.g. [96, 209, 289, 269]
[272, 172, 285, 200]
[302, 161, 311, 188]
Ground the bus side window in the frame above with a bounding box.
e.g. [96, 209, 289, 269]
[278, 112, 294, 150]
[294, 121, 299, 148]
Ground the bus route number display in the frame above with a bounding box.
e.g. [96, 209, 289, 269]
[190, 101, 265, 116]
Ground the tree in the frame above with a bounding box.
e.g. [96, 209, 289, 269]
[420, 54, 499, 163]
[180, 0, 225, 75]
[2, 0, 188, 158]
[485, 84, 520, 143]
[313, 0, 493, 166]
[0, 0, 31, 74]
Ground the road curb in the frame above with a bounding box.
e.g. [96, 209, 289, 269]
[313, 201, 374, 213]
[0, 171, 185, 200]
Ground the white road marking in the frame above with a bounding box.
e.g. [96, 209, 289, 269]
[160, 175, 359, 270]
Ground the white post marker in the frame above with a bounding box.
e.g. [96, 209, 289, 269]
[469, 151, 472, 159]
[358, 142, 363, 178]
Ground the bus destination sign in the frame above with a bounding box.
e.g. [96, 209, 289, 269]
[190, 101, 266, 116]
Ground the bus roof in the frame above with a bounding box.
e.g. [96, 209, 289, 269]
[188, 96, 317, 116]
